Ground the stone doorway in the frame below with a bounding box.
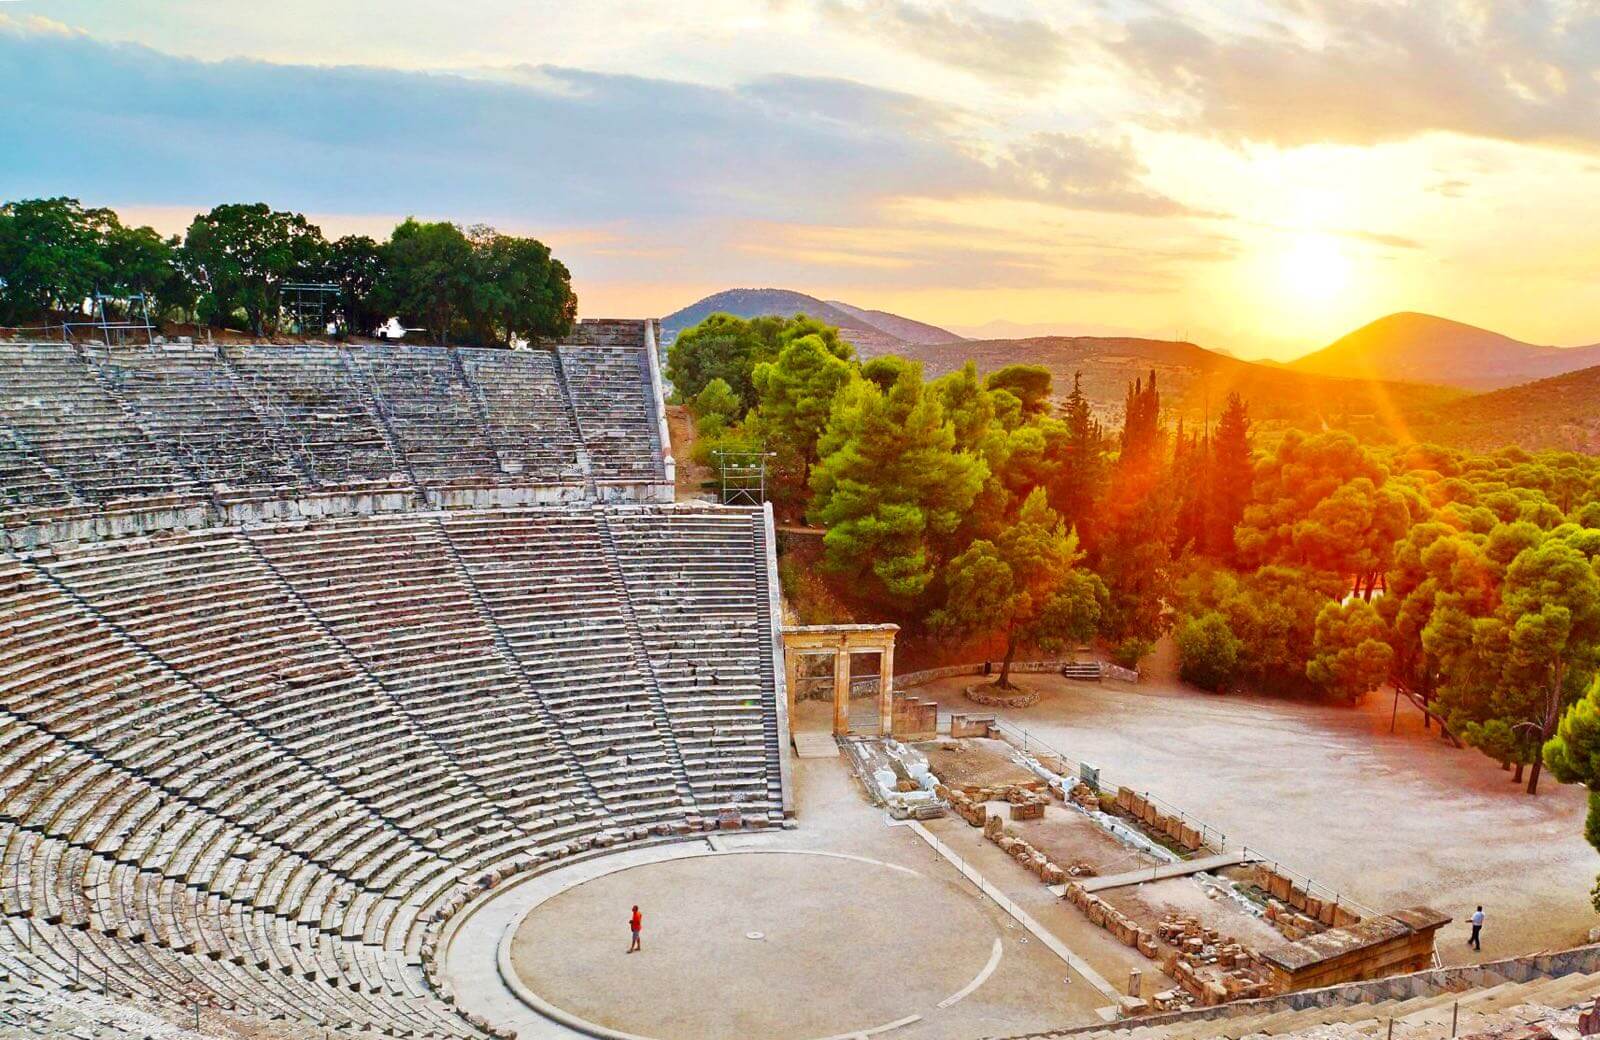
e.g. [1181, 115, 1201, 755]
[781, 624, 898, 737]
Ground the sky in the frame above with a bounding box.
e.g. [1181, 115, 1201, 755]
[3, 1, 1599, 360]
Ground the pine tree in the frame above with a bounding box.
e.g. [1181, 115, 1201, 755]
[1050, 371, 1104, 535]
[1118, 369, 1163, 473]
[807, 363, 987, 604]
[1171, 421, 1211, 556]
[1206, 392, 1254, 561]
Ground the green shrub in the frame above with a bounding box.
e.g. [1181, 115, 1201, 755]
[1175, 612, 1242, 691]
[1111, 637, 1154, 670]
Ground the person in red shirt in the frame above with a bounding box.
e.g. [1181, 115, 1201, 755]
[628, 905, 642, 953]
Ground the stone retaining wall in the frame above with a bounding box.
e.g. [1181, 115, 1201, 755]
[843, 657, 1141, 698]
[1261, 907, 1451, 992]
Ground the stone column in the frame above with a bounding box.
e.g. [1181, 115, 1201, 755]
[783, 648, 799, 732]
[878, 642, 895, 737]
[833, 646, 851, 736]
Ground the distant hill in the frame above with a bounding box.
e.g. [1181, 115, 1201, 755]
[859, 333, 1463, 441]
[1287, 312, 1600, 390]
[1412, 364, 1600, 453]
[824, 300, 964, 345]
[659, 288, 960, 352]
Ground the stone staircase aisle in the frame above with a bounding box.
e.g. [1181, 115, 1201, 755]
[590, 506, 700, 813]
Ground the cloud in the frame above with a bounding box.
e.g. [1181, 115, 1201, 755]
[1107, 0, 1600, 149]
[997, 133, 1198, 216]
[815, 0, 1073, 90]
[0, 18, 1187, 225]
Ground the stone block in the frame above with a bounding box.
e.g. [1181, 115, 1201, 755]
[1010, 800, 1044, 821]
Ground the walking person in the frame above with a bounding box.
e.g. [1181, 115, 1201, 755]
[1468, 905, 1484, 951]
[628, 905, 642, 953]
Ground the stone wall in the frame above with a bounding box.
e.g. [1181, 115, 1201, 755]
[1114, 787, 1207, 853]
[1245, 863, 1363, 940]
[892, 691, 938, 739]
[949, 712, 997, 738]
[1009, 943, 1600, 1038]
[0, 495, 213, 550]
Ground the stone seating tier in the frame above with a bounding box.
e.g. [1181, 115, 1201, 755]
[0, 328, 668, 538]
[0, 502, 781, 1039]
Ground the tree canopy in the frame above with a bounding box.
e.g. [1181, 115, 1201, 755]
[931, 488, 1105, 688]
[807, 360, 987, 604]
[0, 194, 577, 344]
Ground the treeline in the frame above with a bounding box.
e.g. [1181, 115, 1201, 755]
[0, 197, 576, 346]
[670, 312, 1600, 801]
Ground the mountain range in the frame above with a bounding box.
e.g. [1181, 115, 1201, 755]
[660, 288, 1599, 453]
[1286, 312, 1600, 390]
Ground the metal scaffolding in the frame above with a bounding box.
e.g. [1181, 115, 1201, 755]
[61, 292, 156, 346]
[282, 281, 341, 335]
[714, 450, 774, 506]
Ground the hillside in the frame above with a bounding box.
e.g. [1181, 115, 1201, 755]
[1412, 364, 1600, 453]
[1287, 312, 1600, 390]
[824, 300, 964, 345]
[859, 334, 1464, 442]
[659, 288, 960, 352]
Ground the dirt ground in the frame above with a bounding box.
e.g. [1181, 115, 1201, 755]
[510, 851, 999, 1040]
[496, 751, 1112, 1039]
[664, 404, 714, 501]
[918, 737, 1043, 790]
[1007, 807, 1159, 879]
[908, 666, 1599, 963]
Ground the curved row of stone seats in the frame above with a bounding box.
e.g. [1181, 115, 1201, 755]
[0, 342, 195, 503]
[345, 347, 500, 485]
[604, 507, 784, 821]
[556, 345, 661, 484]
[0, 502, 781, 1038]
[0, 331, 666, 533]
[0, 823, 477, 1038]
[222, 343, 407, 487]
[1, 903, 474, 1039]
[88, 345, 306, 489]
[559, 319, 655, 349]
[457, 349, 583, 485]
[438, 508, 694, 828]
[3, 538, 519, 953]
[242, 513, 606, 842]
[0, 427, 75, 511]
[34, 533, 499, 860]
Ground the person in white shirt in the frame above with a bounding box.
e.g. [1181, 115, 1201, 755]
[1468, 906, 1484, 951]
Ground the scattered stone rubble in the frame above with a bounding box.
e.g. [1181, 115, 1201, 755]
[963, 681, 1041, 708]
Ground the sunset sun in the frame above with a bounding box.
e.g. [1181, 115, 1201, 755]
[1275, 232, 1352, 305]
